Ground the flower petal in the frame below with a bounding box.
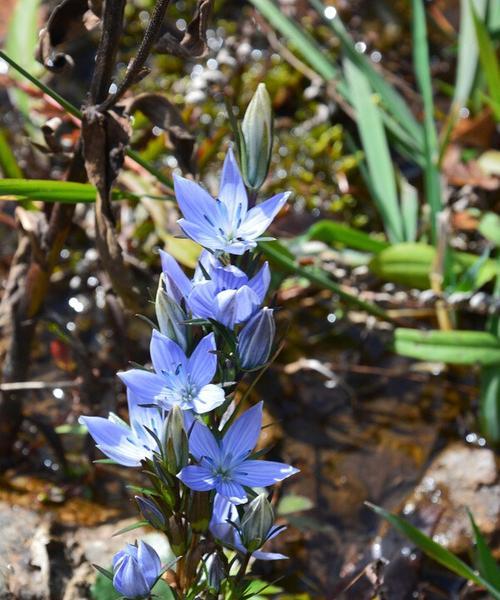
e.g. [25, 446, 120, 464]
[177, 465, 217, 491]
[78, 416, 146, 466]
[233, 459, 299, 487]
[137, 541, 161, 587]
[238, 192, 289, 239]
[222, 402, 263, 460]
[215, 286, 260, 328]
[187, 280, 218, 320]
[188, 420, 220, 461]
[211, 263, 248, 291]
[218, 147, 248, 223]
[174, 173, 217, 226]
[113, 554, 150, 598]
[159, 250, 192, 303]
[192, 384, 225, 414]
[150, 329, 187, 374]
[247, 262, 270, 304]
[178, 219, 222, 251]
[118, 369, 165, 404]
[187, 333, 217, 387]
[127, 390, 165, 445]
[216, 480, 247, 504]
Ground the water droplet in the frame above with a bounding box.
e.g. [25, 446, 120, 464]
[355, 41, 367, 54]
[53, 388, 64, 400]
[324, 6, 337, 19]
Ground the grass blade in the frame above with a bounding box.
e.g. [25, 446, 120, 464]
[367, 503, 500, 599]
[304, 220, 389, 254]
[344, 58, 403, 243]
[307, 0, 424, 150]
[471, 1, 500, 121]
[0, 129, 23, 178]
[468, 511, 500, 587]
[453, 0, 488, 108]
[258, 241, 392, 321]
[0, 179, 137, 203]
[4, 0, 41, 115]
[412, 0, 442, 243]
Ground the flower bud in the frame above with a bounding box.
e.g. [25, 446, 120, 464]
[188, 491, 212, 533]
[207, 553, 226, 593]
[240, 83, 273, 190]
[164, 405, 189, 475]
[167, 516, 187, 556]
[135, 495, 166, 530]
[237, 307, 275, 370]
[240, 493, 275, 553]
[112, 541, 161, 599]
[155, 275, 188, 352]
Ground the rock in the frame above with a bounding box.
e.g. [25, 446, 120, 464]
[402, 442, 499, 554]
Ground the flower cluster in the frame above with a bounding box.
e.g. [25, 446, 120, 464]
[80, 147, 297, 598]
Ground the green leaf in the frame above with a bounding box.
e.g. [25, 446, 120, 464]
[468, 510, 500, 587]
[394, 328, 500, 365]
[344, 58, 403, 243]
[307, 0, 423, 150]
[453, 0, 488, 107]
[471, 1, 500, 121]
[369, 242, 497, 289]
[91, 572, 120, 600]
[479, 212, 500, 246]
[5, 0, 41, 115]
[480, 366, 500, 443]
[304, 220, 388, 254]
[412, 0, 442, 242]
[111, 520, 148, 537]
[0, 179, 137, 203]
[0, 129, 23, 178]
[367, 503, 500, 599]
[55, 424, 87, 435]
[277, 494, 314, 515]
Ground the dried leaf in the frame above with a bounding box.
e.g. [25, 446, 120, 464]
[36, 0, 100, 73]
[125, 93, 195, 173]
[82, 107, 141, 310]
[155, 0, 213, 58]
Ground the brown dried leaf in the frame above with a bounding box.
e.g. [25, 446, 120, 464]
[155, 0, 213, 58]
[36, 0, 101, 73]
[81, 107, 141, 310]
[125, 93, 195, 173]
[443, 145, 500, 191]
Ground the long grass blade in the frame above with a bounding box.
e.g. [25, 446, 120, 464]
[468, 511, 500, 587]
[453, 0, 488, 108]
[307, 0, 424, 149]
[367, 503, 500, 599]
[344, 58, 403, 243]
[471, 2, 500, 121]
[412, 0, 442, 243]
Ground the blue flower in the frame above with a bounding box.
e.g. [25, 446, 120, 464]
[112, 541, 161, 599]
[177, 402, 298, 504]
[160, 249, 271, 329]
[79, 390, 165, 467]
[210, 494, 287, 560]
[174, 148, 289, 255]
[118, 331, 225, 414]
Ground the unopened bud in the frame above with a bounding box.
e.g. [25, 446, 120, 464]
[155, 275, 188, 351]
[240, 83, 273, 190]
[207, 553, 226, 593]
[167, 516, 187, 556]
[240, 493, 274, 553]
[164, 405, 189, 475]
[135, 495, 166, 530]
[237, 307, 275, 370]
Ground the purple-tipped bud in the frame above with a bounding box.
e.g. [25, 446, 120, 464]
[237, 307, 275, 370]
[135, 496, 166, 530]
[112, 540, 161, 599]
